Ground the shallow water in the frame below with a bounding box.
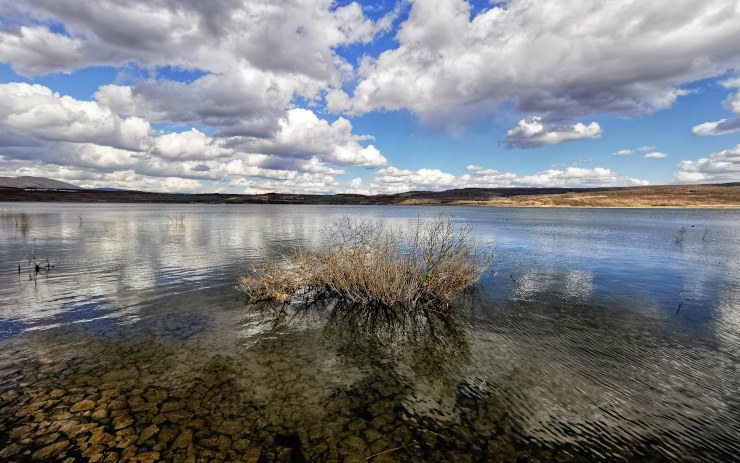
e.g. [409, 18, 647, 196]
[0, 203, 738, 462]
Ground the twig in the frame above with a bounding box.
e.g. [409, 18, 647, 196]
[365, 446, 402, 460]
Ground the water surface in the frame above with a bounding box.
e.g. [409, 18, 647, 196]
[0, 203, 738, 462]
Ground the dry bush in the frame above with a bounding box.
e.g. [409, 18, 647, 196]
[239, 216, 492, 313]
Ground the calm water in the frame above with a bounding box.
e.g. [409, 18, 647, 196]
[0, 203, 738, 462]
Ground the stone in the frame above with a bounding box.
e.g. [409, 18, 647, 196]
[89, 428, 116, 447]
[218, 420, 242, 436]
[31, 440, 69, 460]
[166, 409, 193, 425]
[70, 399, 95, 413]
[138, 424, 160, 444]
[81, 445, 105, 463]
[216, 435, 231, 451]
[0, 443, 22, 458]
[113, 415, 133, 430]
[135, 451, 160, 462]
[116, 434, 138, 449]
[157, 427, 178, 444]
[160, 402, 185, 413]
[107, 399, 126, 411]
[172, 429, 193, 449]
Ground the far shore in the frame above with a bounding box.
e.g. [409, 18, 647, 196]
[1, 183, 738, 209]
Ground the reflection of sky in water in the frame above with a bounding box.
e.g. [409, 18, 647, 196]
[0, 204, 738, 339]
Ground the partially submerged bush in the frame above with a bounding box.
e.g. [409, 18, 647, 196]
[239, 216, 492, 312]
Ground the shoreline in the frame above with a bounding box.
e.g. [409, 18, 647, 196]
[1, 183, 738, 209]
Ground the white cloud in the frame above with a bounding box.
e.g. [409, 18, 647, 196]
[152, 129, 233, 161]
[94, 67, 305, 138]
[243, 108, 388, 167]
[613, 146, 656, 156]
[234, 173, 341, 195]
[675, 145, 740, 183]
[692, 118, 740, 136]
[1, 0, 396, 80]
[337, 0, 740, 127]
[0, 82, 150, 151]
[0, 82, 385, 190]
[644, 152, 669, 159]
[613, 149, 636, 156]
[693, 78, 740, 136]
[504, 117, 602, 148]
[0, 26, 88, 76]
[344, 164, 648, 195]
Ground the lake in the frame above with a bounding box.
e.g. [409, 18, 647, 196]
[0, 203, 738, 462]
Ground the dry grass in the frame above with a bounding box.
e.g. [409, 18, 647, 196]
[239, 216, 492, 313]
[453, 184, 740, 208]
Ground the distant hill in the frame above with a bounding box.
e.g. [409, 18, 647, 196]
[0, 176, 82, 190]
[0, 182, 738, 208]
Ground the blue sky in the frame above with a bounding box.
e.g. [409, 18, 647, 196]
[0, 0, 738, 193]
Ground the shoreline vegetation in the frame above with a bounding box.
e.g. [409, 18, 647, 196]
[0, 182, 738, 208]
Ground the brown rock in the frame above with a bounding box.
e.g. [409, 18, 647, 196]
[116, 434, 138, 449]
[135, 451, 160, 462]
[0, 443, 22, 458]
[31, 440, 69, 460]
[166, 409, 193, 425]
[243, 447, 261, 463]
[70, 399, 95, 413]
[138, 424, 160, 444]
[113, 415, 133, 430]
[81, 444, 105, 463]
[218, 420, 242, 436]
[157, 427, 178, 444]
[89, 428, 116, 447]
[216, 435, 231, 451]
[172, 429, 193, 449]
[160, 402, 185, 413]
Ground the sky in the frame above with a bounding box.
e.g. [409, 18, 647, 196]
[0, 0, 739, 194]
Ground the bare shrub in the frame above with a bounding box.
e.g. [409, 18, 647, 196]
[674, 227, 687, 244]
[239, 216, 493, 313]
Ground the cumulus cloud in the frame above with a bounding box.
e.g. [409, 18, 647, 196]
[0, 160, 204, 193]
[675, 145, 740, 183]
[344, 164, 648, 195]
[503, 117, 602, 148]
[692, 78, 740, 136]
[1, 0, 396, 80]
[0, 26, 88, 76]
[232, 173, 341, 195]
[243, 109, 387, 167]
[337, 0, 740, 127]
[644, 152, 669, 159]
[0, 82, 385, 190]
[0, 82, 150, 151]
[95, 68, 304, 139]
[692, 118, 740, 136]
